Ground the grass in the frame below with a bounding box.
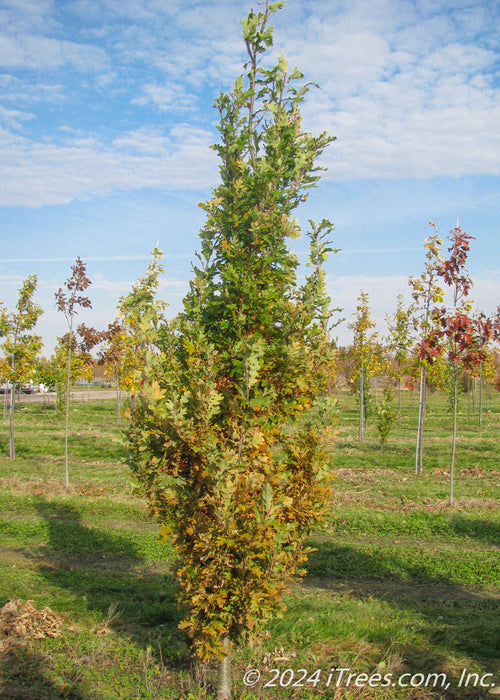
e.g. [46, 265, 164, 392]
[0, 390, 498, 699]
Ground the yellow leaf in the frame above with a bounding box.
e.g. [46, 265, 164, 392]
[149, 380, 165, 401]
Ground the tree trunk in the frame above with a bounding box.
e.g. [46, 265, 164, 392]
[115, 367, 121, 424]
[64, 327, 73, 490]
[421, 379, 427, 474]
[359, 366, 364, 439]
[9, 383, 14, 460]
[450, 367, 458, 506]
[467, 374, 471, 420]
[398, 377, 402, 426]
[8, 336, 17, 460]
[478, 363, 483, 427]
[415, 366, 426, 474]
[217, 636, 232, 700]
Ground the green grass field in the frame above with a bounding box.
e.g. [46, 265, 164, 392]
[0, 390, 498, 699]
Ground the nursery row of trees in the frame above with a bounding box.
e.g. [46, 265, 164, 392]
[1, 231, 499, 470]
[342, 225, 500, 501]
[0, 252, 165, 476]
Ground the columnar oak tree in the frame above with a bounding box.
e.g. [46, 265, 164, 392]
[118, 247, 167, 412]
[127, 3, 336, 697]
[348, 290, 378, 438]
[0, 276, 43, 460]
[386, 293, 414, 425]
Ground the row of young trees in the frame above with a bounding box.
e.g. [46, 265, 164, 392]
[3, 230, 497, 466]
[1, 3, 499, 696]
[1, 221, 497, 491]
[344, 224, 500, 505]
[0, 251, 168, 483]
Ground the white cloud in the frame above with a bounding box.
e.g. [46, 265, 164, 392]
[0, 75, 64, 108]
[0, 33, 108, 71]
[0, 104, 34, 129]
[0, 125, 218, 206]
[0, 0, 499, 203]
[132, 82, 198, 113]
[0, 0, 56, 33]
[274, 1, 500, 179]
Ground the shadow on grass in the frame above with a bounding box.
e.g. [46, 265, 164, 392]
[305, 539, 500, 672]
[449, 515, 500, 545]
[0, 646, 86, 700]
[33, 498, 183, 638]
[3, 498, 189, 698]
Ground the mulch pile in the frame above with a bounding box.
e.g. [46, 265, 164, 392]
[0, 599, 62, 653]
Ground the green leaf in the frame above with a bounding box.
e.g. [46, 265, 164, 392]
[261, 482, 273, 512]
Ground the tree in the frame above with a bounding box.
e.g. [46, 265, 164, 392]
[127, 3, 336, 697]
[376, 384, 397, 450]
[408, 228, 445, 473]
[55, 258, 93, 489]
[0, 276, 43, 459]
[419, 226, 493, 505]
[0, 353, 9, 420]
[470, 310, 499, 426]
[385, 293, 414, 424]
[117, 247, 167, 414]
[50, 330, 97, 409]
[98, 249, 167, 424]
[98, 321, 126, 421]
[348, 290, 378, 438]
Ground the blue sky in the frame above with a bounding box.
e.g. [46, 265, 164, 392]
[0, 0, 499, 352]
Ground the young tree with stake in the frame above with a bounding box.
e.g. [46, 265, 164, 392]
[117, 247, 167, 413]
[55, 258, 93, 490]
[98, 321, 127, 421]
[348, 290, 378, 439]
[0, 276, 43, 460]
[386, 293, 414, 425]
[409, 228, 445, 474]
[127, 3, 337, 697]
[419, 226, 493, 505]
[49, 335, 93, 410]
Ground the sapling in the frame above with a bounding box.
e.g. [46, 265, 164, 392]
[376, 384, 397, 450]
[0, 276, 43, 460]
[55, 258, 93, 489]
